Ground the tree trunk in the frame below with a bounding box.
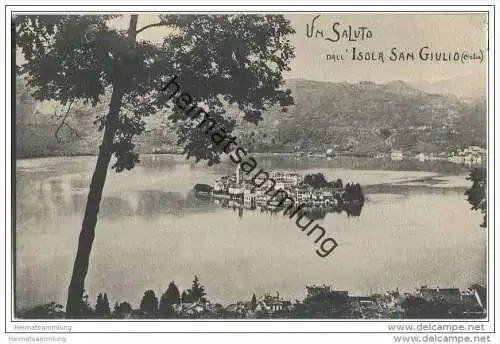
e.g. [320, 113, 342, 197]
[65, 14, 138, 318]
[65, 89, 122, 317]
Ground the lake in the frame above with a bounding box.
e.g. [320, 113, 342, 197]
[14, 154, 486, 311]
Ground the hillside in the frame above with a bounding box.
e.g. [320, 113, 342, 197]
[237, 79, 486, 155]
[15, 78, 486, 158]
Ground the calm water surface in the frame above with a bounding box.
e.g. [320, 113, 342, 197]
[15, 155, 486, 310]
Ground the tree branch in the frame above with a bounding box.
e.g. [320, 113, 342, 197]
[54, 100, 75, 142]
[63, 122, 81, 138]
[136, 22, 170, 34]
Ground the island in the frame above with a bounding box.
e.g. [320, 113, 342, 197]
[194, 167, 365, 218]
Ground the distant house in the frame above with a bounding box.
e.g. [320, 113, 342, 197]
[306, 284, 332, 298]
[390, 150, 403, 161]
[172, 300, 209, 317]
[181, 302, 206, 316]
[254, 300, 271, 313]
[224, 303, 243, 315]
[350, 296, 377, 308]
[306, 284, 349, 298]
[447, 146, 486, 166]
[254, 292, 292, 314]
[416, 152, 426, 162]
[382, 289, 404, 308]
[461, 288, 486, 318]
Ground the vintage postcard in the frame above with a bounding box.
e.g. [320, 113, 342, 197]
[3, 3, 497, 343]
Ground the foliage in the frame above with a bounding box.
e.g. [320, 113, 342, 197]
[184, 275, 206, 303]
[344, 183, 365, 202]
[21, 302, 64, 319]
[251, 294, 257, 311]
[112, 301, 133, 318]
[139, 290, 158, 316]
[159, 281, 181, 318]
[79, 290, 94, 317]
[288, 290, 352, 318]
[238, 79, 486, 154]
[400, 296, 454, 319]
[303, 173, 329, 188]
[16, 14, 295, 167]
[95, 292, 111, 317]
[379, 128, 392, 140]
[465, 167, 487, 227]
[181, 290, 188, 303]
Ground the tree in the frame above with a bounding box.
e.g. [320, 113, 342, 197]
[16, 14, 294, 317]
[119, 301, 133, 314]
[15, 77, 36, 127]
[401, 296, 452, 319]
[159, 281, 181, 318]
[465, 167, 487, 227]
[303, 173, 329, 188]
[112, 302, 119, 317]
[181, 290, 188, 303]
[379, 128, 392, 141]
[184, 275, 207, 303]
[140, 290, 159, 316]
[95, 292, 111, 317]
[251, 294, 257, 311]
[21, 302, 64, 319]
[78, 289, 94, 317]
[112, 301, 133, 318]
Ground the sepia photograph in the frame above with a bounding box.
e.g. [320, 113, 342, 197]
[3, 3, 497, 341]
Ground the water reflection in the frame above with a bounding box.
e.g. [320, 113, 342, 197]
[207, 197, 364, 220]
[16, 175, 220, 226]
[16, 169, 465, 229]
[72, 194, 134, 218]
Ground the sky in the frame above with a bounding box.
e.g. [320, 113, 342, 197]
[109, 13, 488, 86]
[16, 13, 488, 97]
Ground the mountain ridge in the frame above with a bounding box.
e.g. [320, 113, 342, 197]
[15, 78, 486, 158]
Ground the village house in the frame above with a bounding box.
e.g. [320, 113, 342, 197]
[461, 288, 486, 318]
[172, 300, 209, 317]
[416, 152, 427, 162]
[306, 284, 349, 299]
[447, 146, 486, 165]
[350, 295, 377, 308]
[254, 292, 292, 314]
[390, 150, 404, 161]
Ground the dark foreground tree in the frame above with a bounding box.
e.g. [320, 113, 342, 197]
[184, 275, 207, 303]
[140, 290, 159, 316]
[95, 292, 111, 317]
[16, 14, 294, 317]
[159, 281, 181, 318]
[21, 302, 64, 319]
[401, 296, 453, 319]
[251, 294, 257, 311]
[181, 290, 188, 304]
[465, 167, 487, 227]
[112, 301, 133, 318]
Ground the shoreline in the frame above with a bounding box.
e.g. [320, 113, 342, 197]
[15, 153, 482, 176]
